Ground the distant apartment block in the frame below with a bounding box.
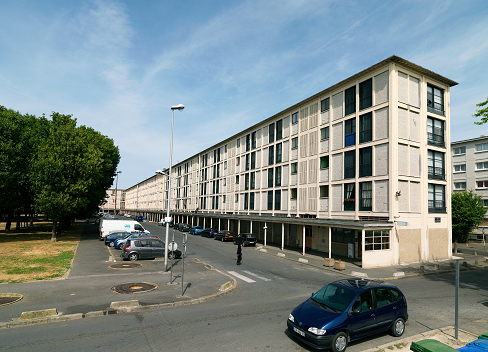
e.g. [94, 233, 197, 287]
[452, 135, 488, 219]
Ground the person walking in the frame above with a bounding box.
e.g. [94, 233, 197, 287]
[236, 243, 242, 265]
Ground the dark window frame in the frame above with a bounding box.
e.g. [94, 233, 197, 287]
[427, 117, 445, 147]
[359, 181, 372, 211]
[359, 147, 372, 177]
[344, 183, 355, 211]
[428, 150, 445, 180]
[321, 97, 330, 112]
[269, 123, 275, 143]
[344, 150, 355, 179]
[345, 118, 356, 147]
[427, 84, 444, 115]
[345, 86, 356, 116]
[359, 78, 372, 110]
[359, 112, 372, 143]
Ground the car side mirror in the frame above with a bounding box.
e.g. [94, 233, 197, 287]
[349, 309, 360, 316]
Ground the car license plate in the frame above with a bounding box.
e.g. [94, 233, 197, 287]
[293, 327, 305, 337]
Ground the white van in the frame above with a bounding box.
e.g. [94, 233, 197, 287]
[99, 220, 149, 240]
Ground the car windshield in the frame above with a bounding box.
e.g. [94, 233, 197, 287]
[311, 284, 356, 312]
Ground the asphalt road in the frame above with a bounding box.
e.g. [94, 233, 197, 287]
[1, 220, 487, 351]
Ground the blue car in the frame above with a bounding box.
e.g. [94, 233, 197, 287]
[104, 231, 131, 246]
[114, 232, 153, 249]
[189, 226, 203, 235]
[287, 279, 408, 352]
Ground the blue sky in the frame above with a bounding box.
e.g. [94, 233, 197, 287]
[1, 0, 487, 189]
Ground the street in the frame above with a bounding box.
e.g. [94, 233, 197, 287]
[1, 220, 487, 351]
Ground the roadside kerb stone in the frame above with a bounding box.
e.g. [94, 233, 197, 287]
[20, 308, 57, 320]
[351, 271, 368, 278]
[110, 300, 140, 309]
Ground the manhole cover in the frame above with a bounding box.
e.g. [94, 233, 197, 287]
[110, 263, 142, 269]
[0, 293, 23, 306]
[111, 282, 158, 294]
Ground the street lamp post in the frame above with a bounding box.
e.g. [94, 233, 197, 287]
[114, 171, 122, 215]
[163, 104, 184, 278]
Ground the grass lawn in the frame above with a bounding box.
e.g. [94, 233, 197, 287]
[0, 221, 81, 283]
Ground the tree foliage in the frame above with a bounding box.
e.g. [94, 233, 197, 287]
[31, 112, 119, 241]
[0, 106, 38, 230]
[451, 190, 486, 244]
[474, 97, 488, 125]
[0, 106, 119, 240]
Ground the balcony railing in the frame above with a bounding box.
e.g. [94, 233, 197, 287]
[427, 132, 445, 147]
[428, 200, 446, 213]
[428, 166, 445, 180]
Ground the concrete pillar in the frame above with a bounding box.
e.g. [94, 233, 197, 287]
[250, 221, 253, 234]
[328, 227, 332, 258]
[264, 222, 267, 246]
[281, 223, 285, 250]
[238, 220, 241, 235]
[302, 226, 306, 256]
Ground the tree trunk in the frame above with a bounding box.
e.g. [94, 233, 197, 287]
[15, 211, 21, 230]
[51, 221, 57, 242]
[454, 241, 458, 254]
[5, 211, 13, 231]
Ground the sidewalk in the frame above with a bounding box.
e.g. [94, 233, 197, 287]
[254, 241, 488, 280]
[0, 221, 236, 329]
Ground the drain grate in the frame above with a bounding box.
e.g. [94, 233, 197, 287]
[111, 282, 158, 294]
[110, 263, 142, 269]
[0, 293, 23, 306]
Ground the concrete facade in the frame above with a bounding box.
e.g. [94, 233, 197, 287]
[123, 56, 458, 268]
[452, 135, 488, 220]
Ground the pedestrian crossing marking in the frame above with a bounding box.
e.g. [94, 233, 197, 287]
[228, 271, 256, 283]
[242, 270, 271, 281]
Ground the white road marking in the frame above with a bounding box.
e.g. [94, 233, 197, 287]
[242, 270, 271, 281]
[227, 271, 256, 283]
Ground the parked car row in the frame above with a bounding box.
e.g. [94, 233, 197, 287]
[173, 225, 257, 246]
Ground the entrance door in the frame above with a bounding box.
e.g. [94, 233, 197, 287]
[305, 226, 313, 249]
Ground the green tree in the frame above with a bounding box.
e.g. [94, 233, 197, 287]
[451, 190, 487, 253]
[31, 112, 119, 241]
[0, 106, 38, 230]
[474, 97, 488, 125]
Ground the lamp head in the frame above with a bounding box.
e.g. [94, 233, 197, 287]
[171, 104, 184, 110]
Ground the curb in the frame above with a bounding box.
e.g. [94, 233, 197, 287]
[254, 247, 479, 280]
[361, 326, 477, 352]
[0, 259, 237, 330]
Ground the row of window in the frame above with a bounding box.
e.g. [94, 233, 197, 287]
[454, 143, 488, 155]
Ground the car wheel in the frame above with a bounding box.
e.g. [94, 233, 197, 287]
[391, 317, 405, 337]
[118, 243, 125, 249]
[222, 237, 225, 242]
[128, 253, 138, 261]
[331, 331, 347, 352]
[168, 252, 176, 260]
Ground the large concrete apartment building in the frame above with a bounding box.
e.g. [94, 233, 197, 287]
[124, 55, 458, 268]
